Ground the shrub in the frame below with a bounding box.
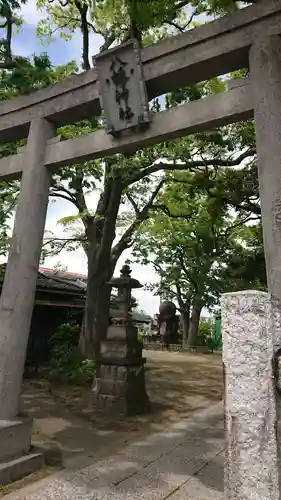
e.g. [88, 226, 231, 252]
[138, 332, 143, 342]
[48, 323, 96, 384]
[196, 318, 216, 351]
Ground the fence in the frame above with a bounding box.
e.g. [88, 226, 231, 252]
[142, 340, 214, 353]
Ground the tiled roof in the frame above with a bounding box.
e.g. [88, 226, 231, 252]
[0, 264, 86, 295]
[39, 267, 87, 281]
[37, 271, 86, 293]
[0, 265, 152, 321]
[133, 312, 152, 323]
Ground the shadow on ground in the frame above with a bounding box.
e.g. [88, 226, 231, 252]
[6, 351, 224, 499]
[7, 404, 224, 499]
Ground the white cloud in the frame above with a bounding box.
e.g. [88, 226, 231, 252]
[21, 0, 47, 25]
[90, 32, 104, 56]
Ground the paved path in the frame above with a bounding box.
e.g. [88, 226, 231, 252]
[4, 403, 224, 500]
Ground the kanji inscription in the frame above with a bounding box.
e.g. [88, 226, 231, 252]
[109, 56, 134, 122]
[94, 40, 150, 136]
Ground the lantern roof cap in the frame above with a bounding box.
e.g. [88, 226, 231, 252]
[107, 264, 142, 289]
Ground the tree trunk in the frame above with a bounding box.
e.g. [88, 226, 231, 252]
[76, 167, 164, 362]
[78, 177, 123, 361]
[175, 285, 190, 346]
[74, 0, 90, 70]
[187, 304, 202, 347]
[79, 279, 112, 360]
[181, 311, 190, 345]
[79, 241, 116, 361]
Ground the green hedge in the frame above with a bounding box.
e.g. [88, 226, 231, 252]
[48, 323, 96, 384]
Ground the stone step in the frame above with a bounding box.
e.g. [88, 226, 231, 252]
[0, 452, 44, 486]
[0, 418, 33, 463]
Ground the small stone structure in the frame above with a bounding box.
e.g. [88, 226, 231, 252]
[94, 264, 151, 416]
[158, 301, 180, 346]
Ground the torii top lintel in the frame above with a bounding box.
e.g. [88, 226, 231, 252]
[0, 0, 280, 144]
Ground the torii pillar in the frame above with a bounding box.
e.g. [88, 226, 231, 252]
[223, 35, 281, 500]
[0, 118, 55, 484]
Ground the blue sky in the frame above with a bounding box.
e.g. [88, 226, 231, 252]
[12, 23, 80, 65]
[13, 1, 104, 64]
[7, 0, 160, 315]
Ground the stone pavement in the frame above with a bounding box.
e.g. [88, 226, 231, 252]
[4, 402, 224, 500]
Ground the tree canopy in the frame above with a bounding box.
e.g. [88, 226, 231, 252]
[0, 0, 264, 351]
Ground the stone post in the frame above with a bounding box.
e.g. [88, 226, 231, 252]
[222, 291, 281, 500]
[0, 118, 55, 420]
[249, 35, 281, 300]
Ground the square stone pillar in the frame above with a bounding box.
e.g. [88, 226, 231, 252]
[222, 290, 281, 500]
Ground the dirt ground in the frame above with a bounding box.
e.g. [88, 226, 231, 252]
[33, 350, 223, 431]
[0, 350, 223, 497]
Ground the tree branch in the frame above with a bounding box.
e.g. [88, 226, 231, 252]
[42, 236, 86, 255]
[227, 198, 261, 216]
[219, 216, 259, 245]
[97, 179, 123, 263]
[2, 197, 18, 218]
[175, 0, 191, 9]
[175, 282, 184, 308]
[50, 185, 76, 199]
[128, 148, 256, 186]
[49, 184, 84, 207]
[126, 193, 140, 216]
[74, 0, 90, 69]
[165, 9, 197, 34]
[176, 247, 199, 294]
[49, 192, 76, 205]
[166, 20, 185, 32]
[43, 236, 85, 246]
[151, 203, 190, 219]
[184, 10, 197, 28]
[99, 33, 117, 53]
[112, 180, 165, 264]
[0, 0, 14, 66]
[175, 281, 191, 314]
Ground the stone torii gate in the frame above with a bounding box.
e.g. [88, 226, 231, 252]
[0, 0, 281, 495]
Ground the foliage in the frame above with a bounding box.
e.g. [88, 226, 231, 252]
[48, 323, 96, 384]
[132, 163, 261, 313]
[221, 223, 266, 291]
[137, 332, 143, 342]
[53, 262, 69, 273]
[0, 181, 18, 255]
[35, 0, 255, 69]
[0, 0, 262, 359]
[0, 0, 26, 68]
[0, 52, 77, 101]
[0, 50, 78, 254]
[196, 318, 215, 349]
[130, 110, 262, 346]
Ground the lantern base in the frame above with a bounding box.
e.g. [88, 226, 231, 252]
[93, 356, 151, 417]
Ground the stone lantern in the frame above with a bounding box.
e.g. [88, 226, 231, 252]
[94, 264, 151, 416]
